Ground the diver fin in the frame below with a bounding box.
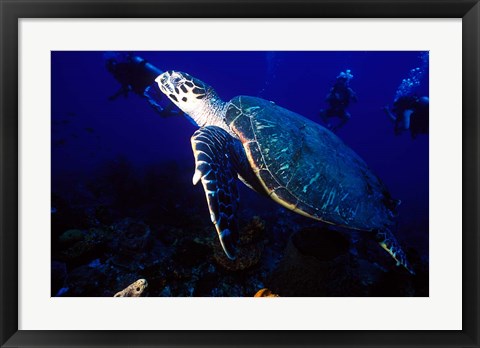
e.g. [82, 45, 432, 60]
[191, 126, 240, 259]
[375, 229, 415, 275]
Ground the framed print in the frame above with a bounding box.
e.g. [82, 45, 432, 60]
[1, 0, 479, 347]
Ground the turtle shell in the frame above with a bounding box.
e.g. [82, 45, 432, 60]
[225, 95, 397, 231]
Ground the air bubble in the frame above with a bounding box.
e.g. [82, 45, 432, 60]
[394, 53, 428, 100]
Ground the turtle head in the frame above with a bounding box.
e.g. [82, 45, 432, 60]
[156, 71, 225, 127]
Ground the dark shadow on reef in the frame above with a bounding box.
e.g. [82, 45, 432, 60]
[268, 227, 427, 296]
[52, 156, 428, 297]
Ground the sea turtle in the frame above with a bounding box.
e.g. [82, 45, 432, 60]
[155, 70, 413, 274]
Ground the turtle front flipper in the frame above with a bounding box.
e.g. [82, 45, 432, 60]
[376, 230, 415, 274]
[191, 126, 241, 259]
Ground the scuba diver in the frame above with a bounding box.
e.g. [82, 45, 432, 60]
[105, 52, 181, 118]
[319, 69, 357, 132]
[385, 53, 429, 139]
[383, 95, 429, 139]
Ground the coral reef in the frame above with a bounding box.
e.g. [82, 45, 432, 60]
[57, 227, 112, 268]
[213, 216, 266, 272]
[113, 218, 152, 256]
[67, 264, 108, 296]
[51, 160, 427, 297]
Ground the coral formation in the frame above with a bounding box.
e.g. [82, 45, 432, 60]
[254, 288, 279, 297]
[113, 218, 152, 255]
[58, 227, 111, 267]
[268, 226, 364, 296]
[213, 216, 266, 271]
[51, 162, 427, 297]
[114, 279, 148, 297]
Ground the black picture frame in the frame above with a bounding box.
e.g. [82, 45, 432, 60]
[1, 1, 479, 347]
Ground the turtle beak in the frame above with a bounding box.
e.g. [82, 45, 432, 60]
[155, 71, 172, 94]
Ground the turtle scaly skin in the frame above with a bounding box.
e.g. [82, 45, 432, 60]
[190, 126, 242, 258]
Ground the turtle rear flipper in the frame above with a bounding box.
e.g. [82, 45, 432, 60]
[191, 126, 242, 259]
[375, 229, 414, 274]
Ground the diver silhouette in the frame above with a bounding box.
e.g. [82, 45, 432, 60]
[384, 95, 429, 139]
[319, 69, 357, 132]
[385, 52, 429, 139]
[105, 52, 181, 118]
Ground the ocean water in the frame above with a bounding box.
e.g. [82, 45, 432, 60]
[51, 51, 429, 297]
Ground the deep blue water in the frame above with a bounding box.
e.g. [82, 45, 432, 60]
[51, 51, 428, 297]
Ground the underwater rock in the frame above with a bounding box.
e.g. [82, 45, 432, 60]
[88, 258, 102, 268]
[192, 264, 219, 296]
[368, 247, 428, 296]
[111, 218, 152, 259]
[155, 225, 178, 246]
[240, 216, 266, 243]
[59, 229, 84, 246]
[85, 205, 119, 226]
[370, 270, 416, 296]
[172, 239, 212, 267]
[51, 260, 67, 295]
[59, 227, 110, 267]
[138, 259, 168, 295]
[60, 238, 100, 266]
[213, 217, 266, 272]
[254, 288, 279, 297]
[268, 226, 364, 296]
[67, 265, 107, 296]
[292, 226, 349, 261]
[114, 279, 148, 297]
[160, 285, 172, 297]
